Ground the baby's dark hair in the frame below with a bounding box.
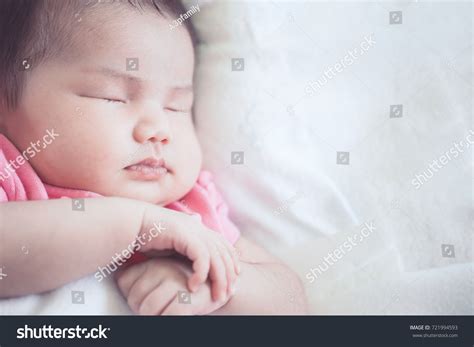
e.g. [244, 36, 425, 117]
[0, 0, 196, 111]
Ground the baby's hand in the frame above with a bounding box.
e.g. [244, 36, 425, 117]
[137, 206, 240, 301]
[116, 258, 235, 315]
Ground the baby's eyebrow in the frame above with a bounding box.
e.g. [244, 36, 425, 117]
[81, 66, 193, 91]
[82, 66, 143, 84]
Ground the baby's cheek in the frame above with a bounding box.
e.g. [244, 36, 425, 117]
[31, 132, 115, 189]
[178, 139, 202, 185]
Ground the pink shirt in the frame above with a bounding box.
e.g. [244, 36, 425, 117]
[0, 134, 240, 245]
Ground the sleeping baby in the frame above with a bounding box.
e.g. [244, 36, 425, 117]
[0, 0, 307, 315]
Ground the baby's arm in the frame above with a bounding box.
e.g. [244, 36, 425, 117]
[212, 236, 309, 315]
[0, 197, 147, 298]
[0, 197, 238, 300]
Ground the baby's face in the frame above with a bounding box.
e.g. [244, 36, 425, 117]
[1, 7, 202, 205]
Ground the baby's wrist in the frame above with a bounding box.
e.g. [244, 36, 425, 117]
[140, 203, 187, 241]
[138, 201, 163, 233]
[91, 197, 147, 252]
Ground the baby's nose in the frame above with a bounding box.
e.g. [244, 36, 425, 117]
[133, 119, 172, 145]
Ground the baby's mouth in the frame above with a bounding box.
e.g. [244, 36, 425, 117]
[125, 158, 169, 180]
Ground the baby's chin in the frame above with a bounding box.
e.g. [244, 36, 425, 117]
[92, 173, 194, 206]
[97, 187, 176, 206]
[101, 184, 176, 206]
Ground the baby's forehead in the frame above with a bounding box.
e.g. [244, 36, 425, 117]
[46, 9, 195, 91]
[55, 4, 190, 59]
[58, 5, 160, 55]
[39, 1, 185, 58]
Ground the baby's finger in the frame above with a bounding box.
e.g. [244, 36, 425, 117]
[115, 261, 148, 297]
[218, 245, 236, 295]
[213, 233, 241, 275]
[208, 247, 226, 302]
[188, 250, 210, 293]
[159, 233, 208, 292]
[138, 282, 176, 316]
[224, 242, 241, 275]
[127, 271, 161, 313]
